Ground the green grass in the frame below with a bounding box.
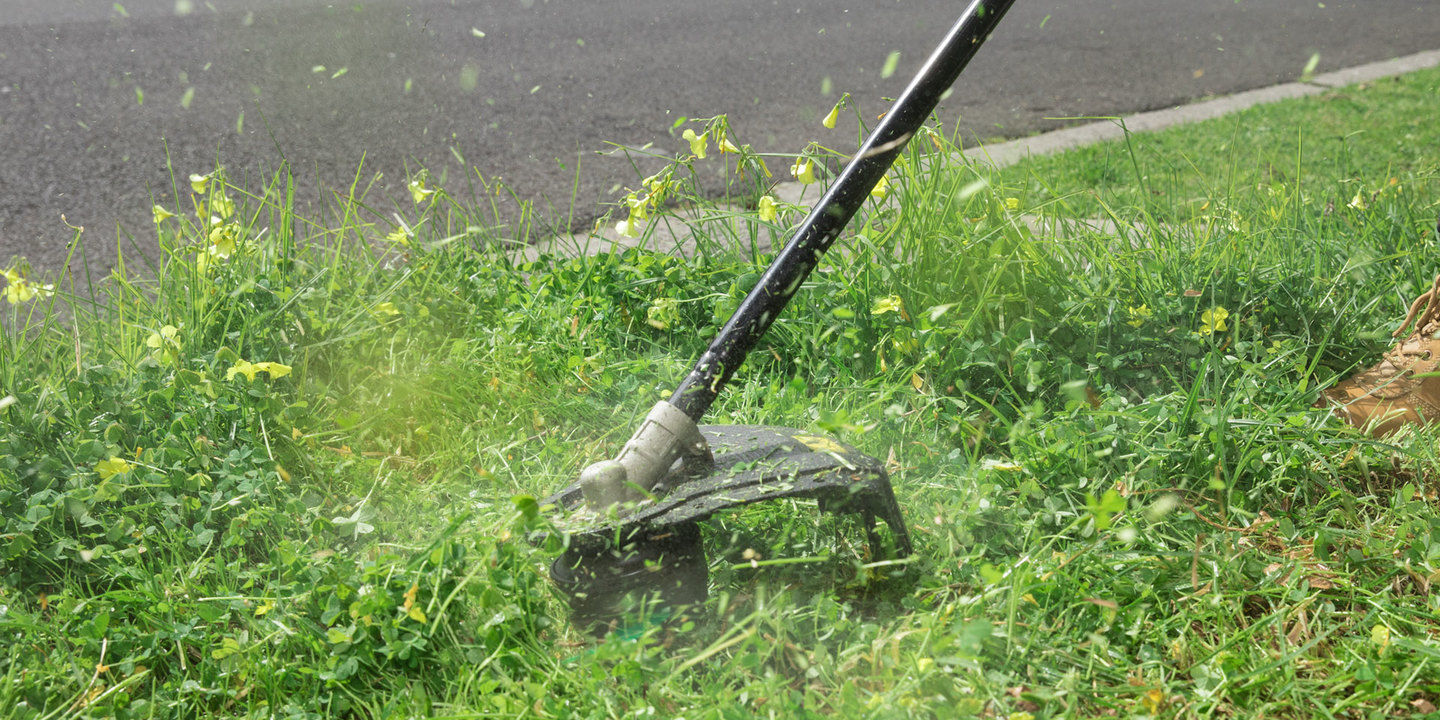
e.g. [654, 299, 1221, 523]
[3, 70, 1440, 719]
[995, 66, 1440, 224]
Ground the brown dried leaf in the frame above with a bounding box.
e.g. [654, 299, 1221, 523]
[1287, 609, 1310, 645]
[1245, 511, 1276, 534]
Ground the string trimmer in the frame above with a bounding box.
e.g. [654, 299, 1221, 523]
[542, 0, 1017, 632]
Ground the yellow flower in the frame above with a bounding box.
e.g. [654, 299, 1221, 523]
[718, 134, 739, 154]
[1005, 197, 1021, 211]
[682, 129, 707, 159]
[152, 204, 176, 224]
[95, 456, 134, 480]
[757, 195, 778, 223]
[226, 359, 292, 381]
[372, 301, 400, 317]
[1347, 191, 1367, 211]
[624, 192, 650, 221]
[870, 176, 891, 200]
[385, 227, 412, 247]
[3, 279, 29, 305]
[226, 359, 256, 381]
[257, 361, 291, 379]
[208, 222, 239, 259]
[822, 103, 840, 129]
[402, 583, 426, 623]
[210, 192, 235, 220]
[871, 294, 906, 318]
[2, 268, 53, 305]
[615, 216, 641, 238]
[1126, 304, 1152, 327]
[190, 173, 210, 194]
[408, 179, 435, 205]
[1198, 306, 1229, 335]
[790, 158, 816, 185]
[1140, 688, 1166, 714]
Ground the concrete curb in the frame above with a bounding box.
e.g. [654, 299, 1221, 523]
[534, 48, 1440, 260]
[962, 48, 1440, 170]
[1309, 49, 1440, 89]
[962, 82, 1326, 168]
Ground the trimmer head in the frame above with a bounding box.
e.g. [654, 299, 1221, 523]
[543, 425, 911, 632]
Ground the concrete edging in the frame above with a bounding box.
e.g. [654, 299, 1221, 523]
[960, 48, 1440, 169]
[536, 48, 1440, 259]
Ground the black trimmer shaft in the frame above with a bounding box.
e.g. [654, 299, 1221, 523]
[669, 0, 1017, 421]
[576, 0, 1016, 512]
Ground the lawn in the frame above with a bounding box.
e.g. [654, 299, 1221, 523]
[995, 66, 1440, 224]
[2, 67, 1439, 719]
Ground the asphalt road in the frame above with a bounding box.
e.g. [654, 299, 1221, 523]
[2, 0, 1436, 278]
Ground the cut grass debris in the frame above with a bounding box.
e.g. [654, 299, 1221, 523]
[2, 72, 1440, 719]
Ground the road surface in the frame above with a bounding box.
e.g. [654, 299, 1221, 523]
[1, 0, 1435, 277]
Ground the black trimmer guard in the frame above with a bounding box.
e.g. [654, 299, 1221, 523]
[543, 426, 911, 631]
